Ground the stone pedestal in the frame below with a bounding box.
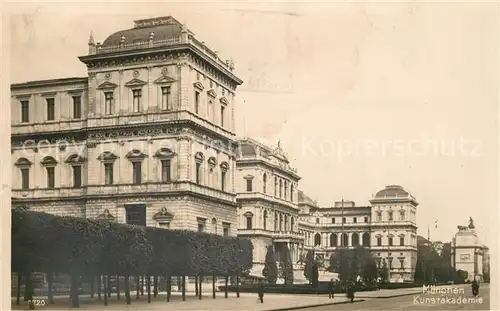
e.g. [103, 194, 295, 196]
[452, 227, 485, 282]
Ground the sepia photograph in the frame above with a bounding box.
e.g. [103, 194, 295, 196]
[2, 1, 498, 310]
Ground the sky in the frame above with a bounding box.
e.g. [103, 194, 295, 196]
[7, 1, 499, 246]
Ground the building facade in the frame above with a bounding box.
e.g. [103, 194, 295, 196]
[296, 185, 418, 282]
[451, 225, 488, 282]
[11, 16, 243, 236]
[234, 138, 303, 278]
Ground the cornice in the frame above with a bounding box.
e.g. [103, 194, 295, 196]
[236, 160, 301, 181]
[11, 77, 88, 90]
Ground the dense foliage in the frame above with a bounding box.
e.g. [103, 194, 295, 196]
[262, 245, 278, 284]
[328, 247, 379, 283]
[12, 209, 253, 277]
[302, 250, 314, 283]
[281, 246, 294, 284]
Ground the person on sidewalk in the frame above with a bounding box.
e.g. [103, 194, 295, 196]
[471, 279, 479, 297]
[346, 280, 355, 303]
[257, 280, 265, 303]
[328, 279, 335, 299]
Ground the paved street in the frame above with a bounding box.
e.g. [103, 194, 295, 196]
[297, 284, 490, 310]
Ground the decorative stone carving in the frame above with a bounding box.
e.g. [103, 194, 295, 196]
[153, 207, 174, 222]
[133, 70, 140, 78]
[65, 154, 86, 164]
[126, 149, 147, 160]
[40, 156, 58, 166]
[96, 209, 116, 221]
[14, 157, 33, 167]
[104, 73, 111, 81]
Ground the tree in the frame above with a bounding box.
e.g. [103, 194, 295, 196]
[303, 250, 314, 283]
[281, 245, 294, 284]
[311, 262, 319, 288]
[262, 245, 278, 284]
[329, 247, 378, 282]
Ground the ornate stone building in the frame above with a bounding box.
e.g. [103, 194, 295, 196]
[297, 185, 419, 282]
[235, 138, 303, 277]
[11, 16, 243, 235]
[451, 220, 488, 282]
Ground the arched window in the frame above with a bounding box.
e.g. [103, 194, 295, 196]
[220, 162, 229, 192]
[279, 214, 283, 231]
[388, 234, 394, 246]
[376, 211, 382, 221]
[263, 173, 267, 193]
[399, 210, 405, 220]
[263, 210, 268, 230]
[341, 233, 349, 247]
[41, 156, 58, 189]
[126, 149, 147, 185]
[279, 179, 283, 198]
[274, 177, 278, 197]
[212, 217, 217, 234]
[194, 152, 204, 185]
[244, 212, 253, 230]
[274, 212, 278, 231]
[388, 211, 393, 221]
[284, 215, 288, 231]
[15, 158, 32, 190]
[330, 233, 338, 247]
[314, 233, 321, 246]
[362, 233, 370, 246]
[290, 217, 295, 232]
[351, 233, 360, 246]
[290, 184, 294, 202]
[284, 181, 288, 199]
[376, 234, 382, 246]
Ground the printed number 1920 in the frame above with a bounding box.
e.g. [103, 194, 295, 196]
[28, 300, 46, 306]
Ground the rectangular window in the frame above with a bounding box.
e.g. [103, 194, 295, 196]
[220, 106, 225, 127]
[400, 237, 405, 246]
[104, 92, 114, 115]
[132, 162, 142, 184]
[104, 163, 114, 185]
[46, 167, 55, 189]
[198, 223, 205, 232]
[221, 171, 226, 191]
[161, 160, 171, 182]
[388, 260, 392, 270]
[246, 179, 252, 192]
[377, 237, 382, 246]
[194, 91, 200, 114]
[353, 217, 357, 223]
[195, 163, 201, 184]
[125, 204, 146, 226]
[342, 217, 346, 224]
[21, 101, 29, 123]
[132, 89, 142, 112]
[46, 98, 55, 121]
[364, 216, 368, 223]
[161, 86, 171, 110]
[331, 218, 335, 223]
[72, 96, 82, 119]
[316, 218, 320, 224]
[246, 217, 252, 230]
[72, 165, 82, 188]
[21, 168, 29, 190]
[223, 227, 229, 237]
[388, 237, 393, 246]
[400, 260, 404, 269]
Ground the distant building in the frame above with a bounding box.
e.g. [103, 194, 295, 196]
[297, 185, 418, 282]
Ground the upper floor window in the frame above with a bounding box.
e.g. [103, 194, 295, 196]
[353, 217, 357, 223]
[41, 156, 58, 189]
[399, 210, 405, 220]
[197, 217, 206, 232]
[244, 212, 253, 230]
[161, 159, 171, 182]
[290, 184, 294, 202]
[98, 152, 118, 185]
[364, 216, 369, 223]
[132, 89, 142, 112]
[388, 236, 394, 246]
[274, 177, 277, 197]
[388, 211, 394, 221]
[377, 236, 382, 246]
[194, 152, 204, 185]
[342, 217, 346, 223]
[194, 91, 200, 114]
[220, 106, 225, 127]
[331, 218, 335, 223]
[399, 235, 405, 246]
[284, 181, 288, 199]
[316, 218, 320, 224]
[161, 86, 172, 111]
[262, 173, 267, 193]
[223, 222, 230, 237]
[220, 162, 229, 192]
[66, 154, 86, 188]
[15, 158, 32, 190]
[376, 211, 382, 221]
[126, 150, 146, 185]
[72, 96, 82, 119]
[20, 100, 29, 123]
[208, 100, 214, 122]
[46, 98, 55, 121]
[246, 179, 253, 192]
[279, 179, 282, 198]
[104, 92, 114, 115]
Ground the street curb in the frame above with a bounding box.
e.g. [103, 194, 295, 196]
[263, 299, 366, 311]
[357, 292, 419, 299]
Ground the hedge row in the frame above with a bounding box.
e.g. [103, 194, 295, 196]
[12, 210, 253, 277]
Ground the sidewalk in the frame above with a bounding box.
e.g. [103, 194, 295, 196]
[11, 291, 363, 311]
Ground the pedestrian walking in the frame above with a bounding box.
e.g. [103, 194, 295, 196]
[471, 279, 479, 297]
[328, 279, 335, 299]
[257, 280, 265, 303]
[346, 280, 355, 303]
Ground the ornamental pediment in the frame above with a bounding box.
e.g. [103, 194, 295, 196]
[154, 148, 176, 158]
[15, 157, 32, 167]
[219, 97, 229, 105]
[153, 207, 174, 222]
[96, 209, 116, 221]
[193, 81, 204, 91]
[207, 89, 217, 98]
[154, 75, 176, 84]
[97, 81, 118, 90]
[125, 78, 147, 88]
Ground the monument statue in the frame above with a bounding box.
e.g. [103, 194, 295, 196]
[457, 225, 467, 231]
[468, 217, 475, 229]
